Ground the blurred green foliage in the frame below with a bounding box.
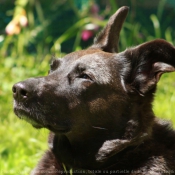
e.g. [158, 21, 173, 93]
[0, 0, 175, 174]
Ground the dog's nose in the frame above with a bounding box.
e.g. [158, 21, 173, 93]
[12, 82, 28, 100]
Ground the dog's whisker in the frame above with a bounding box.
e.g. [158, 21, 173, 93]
[91, 126, 108, 130]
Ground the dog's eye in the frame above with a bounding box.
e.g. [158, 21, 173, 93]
[79, 74, 91, 80]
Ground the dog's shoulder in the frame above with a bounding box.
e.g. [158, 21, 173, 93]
[105, 119, 175, 174]
[133, 119, 175, 174]
[139, 119, 175, 174]
[153, 118, 175, 149]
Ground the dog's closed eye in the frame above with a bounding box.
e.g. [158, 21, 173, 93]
[79, 73, 92, 80]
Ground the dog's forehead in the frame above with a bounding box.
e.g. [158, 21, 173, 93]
[63, 49, 113, 65]
[77, 53, 109, 66]
[61, 49, 114, 84]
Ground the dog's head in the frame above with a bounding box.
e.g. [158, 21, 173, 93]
[12, 6, 175, 164]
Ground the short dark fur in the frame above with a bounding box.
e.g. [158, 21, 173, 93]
[12, 6, 175, 175]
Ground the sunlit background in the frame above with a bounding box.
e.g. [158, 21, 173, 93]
[0, 0, 175, 174]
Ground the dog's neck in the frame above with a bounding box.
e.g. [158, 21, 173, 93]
[53, 119, 152, 169]
[47, 107, 175, 172]
[50, 94, 154, 169]
[57, 128, 121, 169]
[52, 130, 151, 170]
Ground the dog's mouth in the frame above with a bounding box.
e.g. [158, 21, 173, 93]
[13, 101, 70, 133]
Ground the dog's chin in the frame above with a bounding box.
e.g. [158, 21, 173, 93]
[13, 103, 70, 133]
[13, 103, 40, 125]
[14, 108, 43, 129]
[24, 117, 44, 129]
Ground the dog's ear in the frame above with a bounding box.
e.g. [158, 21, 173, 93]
[122, 39, 175, 95]
[91, 6, 129, 53]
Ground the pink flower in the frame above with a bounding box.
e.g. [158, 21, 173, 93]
[5, 9, 28, 35]
[81, 30, 93, 41]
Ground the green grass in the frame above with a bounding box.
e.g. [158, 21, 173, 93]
[0, 120, 48, 175]
[154, 73, 175, 124]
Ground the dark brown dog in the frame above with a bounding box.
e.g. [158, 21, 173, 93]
[12, 6, 175, 175]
